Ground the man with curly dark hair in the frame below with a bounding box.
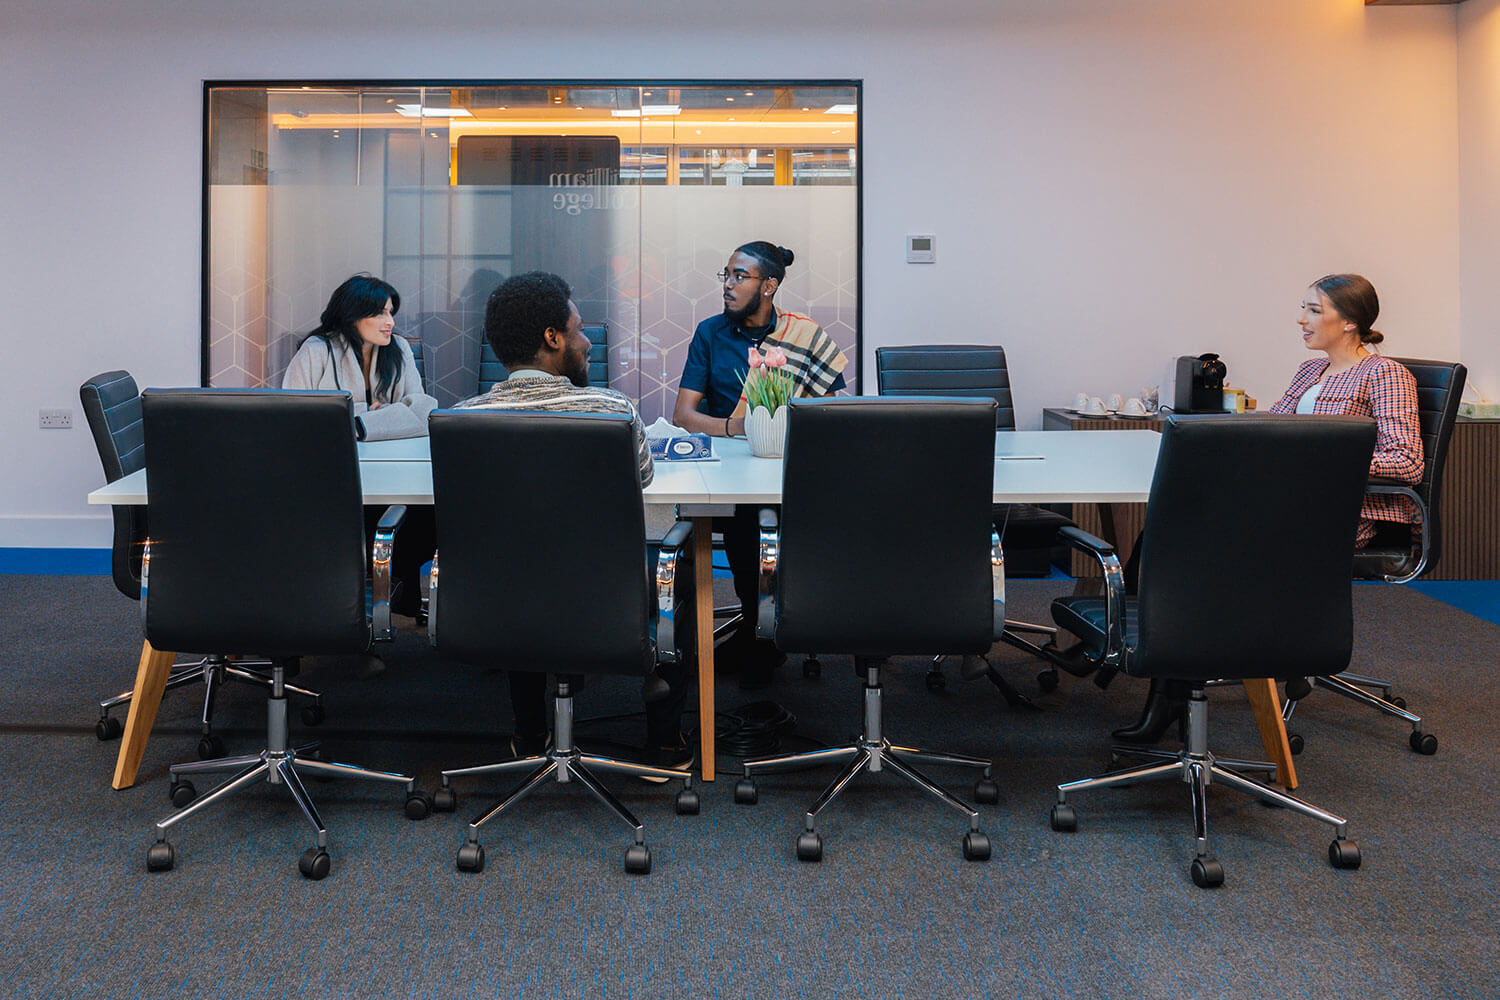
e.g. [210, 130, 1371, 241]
[453, 271, 689, 775]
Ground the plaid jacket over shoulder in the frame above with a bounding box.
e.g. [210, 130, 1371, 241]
[1269, 354, 1424, 539]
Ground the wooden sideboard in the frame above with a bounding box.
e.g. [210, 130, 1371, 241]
[1040, 408, 1500, 580]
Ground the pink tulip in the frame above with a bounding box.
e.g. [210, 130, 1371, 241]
[748, 347, 764, 368]
[764, 347, 788, 368]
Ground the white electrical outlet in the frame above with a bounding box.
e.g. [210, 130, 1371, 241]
[39, 408, 73, 429]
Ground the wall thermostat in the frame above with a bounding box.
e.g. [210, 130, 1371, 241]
[906, 233, 936, 263]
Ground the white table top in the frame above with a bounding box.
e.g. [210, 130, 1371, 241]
[89, 429, 1160, 508]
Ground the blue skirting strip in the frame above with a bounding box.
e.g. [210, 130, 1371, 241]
[1409, 580, 1500, 628]
[0, 548, 112, 575]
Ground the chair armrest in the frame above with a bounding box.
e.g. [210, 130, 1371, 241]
[1362, 482, 1430, 583]
[653, 520, 694, 662]
[371, 504, 408, 642]
[1054, 526, 1127, 671]
[1056, 524, 1114, 556]
[756, 508, 779, 642]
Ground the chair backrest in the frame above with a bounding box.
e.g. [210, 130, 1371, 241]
[427, 408, 652, 674]
[408, 338, 426, 382]
[875, 345, 1014, 430]
[80, 371, 147, 599]
[477, 323, 608, 394]
[773, 396, 997, 655]
[1389, 357, 1466, 568]
[1132, 414, 1376, 681]
[140, 389, 369, 657]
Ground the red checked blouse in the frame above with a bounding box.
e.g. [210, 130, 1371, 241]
[1268, 354, 1424, 545]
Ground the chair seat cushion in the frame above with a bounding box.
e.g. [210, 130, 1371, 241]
[994, 503, 1074, 549]
[1351, 522, 1417, 580]
[1051, 596, 1138, 656]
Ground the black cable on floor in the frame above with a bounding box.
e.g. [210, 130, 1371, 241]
[714, 700, 797, 758]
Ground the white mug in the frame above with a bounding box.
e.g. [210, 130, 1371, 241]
[1071, 392, 1090, 411]
[1122, 397, 1148, 416]
[1081, 396, 1108, 416]
[1106, 393, 1125, 412]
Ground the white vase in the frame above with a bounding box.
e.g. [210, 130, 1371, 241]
[745, 405, 788, 458]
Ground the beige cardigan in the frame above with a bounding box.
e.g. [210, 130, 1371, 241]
[281, 333, 437, 440]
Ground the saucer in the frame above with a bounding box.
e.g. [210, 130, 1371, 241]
[1114, 410, 1153, 420]
[1077, 409, 1112, 417]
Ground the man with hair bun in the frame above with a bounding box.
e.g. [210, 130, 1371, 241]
[672, 241, 850, 689]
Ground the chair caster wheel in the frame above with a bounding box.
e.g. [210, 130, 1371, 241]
[734, 779, 758, 805]
[433, 786, 457, 812]
[1329, 839, 1362, 869]
[974, 778, 999, 805]
[802, 656, 821, 679]
[1050, 803, 1077, 832]
[1390, 695, 1407, 710]
[197, 735, 225, 760]
[962, 830, 991, 861]
[404, 792, 433, 820]
[1037, 670, 1059, 694]
[1284, 677, 1312, 701]
[298, 847, 331, 880]
[1287, 732, 1304, 756]
[456, 842, 485, 873]
[96, 716, 122, 741]
[1409, 731, 1437, 755]
[1191, 856, 1225, 888]
[925, 670, 946, 693]
[169, 779, 197, 808]
[675, 788, 700, 815]
[796, 831, 823, 862]
[146, 841, 175, 872]
[301, 703, 326, 727]
[624, 843, 652, 875]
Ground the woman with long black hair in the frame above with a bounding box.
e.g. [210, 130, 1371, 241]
[283, 274, 437, 615]
[282, 274, 437, 440]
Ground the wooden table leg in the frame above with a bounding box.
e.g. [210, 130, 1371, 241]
[112, 640, 176, 790]
[1243, 678, 1298, 790]
[692, 517, 716, 782]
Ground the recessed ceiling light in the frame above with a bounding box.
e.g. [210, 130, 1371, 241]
[575, 105, 583, 110]
[395, 104, 472, 118]
[744, 91, 754, 96]
[611, 105, 681, 118]
[726, 97, 735, 102]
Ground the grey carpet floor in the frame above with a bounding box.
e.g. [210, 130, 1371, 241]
[0, 575, 1496, 998]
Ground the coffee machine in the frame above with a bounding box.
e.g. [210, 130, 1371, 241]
[1173, 354, 1228, 413]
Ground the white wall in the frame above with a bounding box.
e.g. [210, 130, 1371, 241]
[1460, 0, 1500, 405]
[0, 0, 1464, 547]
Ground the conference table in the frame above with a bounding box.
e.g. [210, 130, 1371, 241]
[89, 427, 1298, 789]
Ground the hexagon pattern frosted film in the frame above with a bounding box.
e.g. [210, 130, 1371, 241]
[206, 83, 859, 420]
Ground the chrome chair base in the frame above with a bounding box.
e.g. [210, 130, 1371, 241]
[1052, 691, 1362, 887]
[436, 682, 695, 876]
[1281, 671, 1435, 754]
[145, 663, 416, 880]
[98, 653, 322, 749]
[737, 663, 995, 863]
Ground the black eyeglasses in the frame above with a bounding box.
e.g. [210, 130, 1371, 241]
[716, 268, 765, 286]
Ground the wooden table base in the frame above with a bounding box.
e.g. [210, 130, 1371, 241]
[112, 640, 176, 790]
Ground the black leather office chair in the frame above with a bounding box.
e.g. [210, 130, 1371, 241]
[140, 389, 425, 880]
[425, 409, 696, 876]
[734, 397, 1001, 863]
[80, 371, 322, 755]
[1282, 358, 1465, 756]
[875, 344, 1081, 701]
[1047, 415, 1376, 888]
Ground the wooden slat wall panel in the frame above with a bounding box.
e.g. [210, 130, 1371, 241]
[1429, 420, 1500, 580]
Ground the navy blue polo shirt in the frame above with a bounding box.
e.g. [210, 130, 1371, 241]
[680, 308, 846, 419]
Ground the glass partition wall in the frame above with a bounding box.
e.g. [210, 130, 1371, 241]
[205, 82, 860, 420]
